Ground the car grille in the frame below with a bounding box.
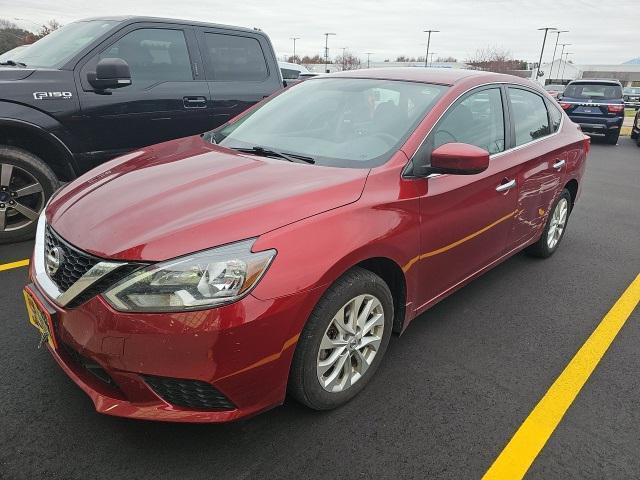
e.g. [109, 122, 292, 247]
[45, 226, 100, 292]
[142, 375, 236, 411]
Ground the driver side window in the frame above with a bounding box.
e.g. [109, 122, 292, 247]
[433, 88, 505, 155]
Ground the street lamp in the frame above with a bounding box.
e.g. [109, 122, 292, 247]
[423, 29, 439, 68]
[290, 37, 300, 63]
[323, 32, 336, 73]
[561, 52, 574, 81]
[557, 43, 571, 82]
[340, 47, 348, 70]
[534, 27, 557, 83]
[365, 52, 373, 69]
[549, 30, 568, 81]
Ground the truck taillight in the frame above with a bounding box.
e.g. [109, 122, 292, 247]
[607, 104, 624, 113]
[559, 102, 571, 110]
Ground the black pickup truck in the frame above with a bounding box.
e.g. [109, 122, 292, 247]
[0, 16, 283, 242]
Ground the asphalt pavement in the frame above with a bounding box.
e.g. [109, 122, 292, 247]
[0, 137, 638, 480]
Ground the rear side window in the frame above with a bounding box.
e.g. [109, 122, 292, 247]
[203, 33, 268, 81]
[508, 88, 550, 146]
[548, 103, 562, 133]
[433, 88, 505, 155]
[100, 28, 193, 87]
[563, 83, 622, 100]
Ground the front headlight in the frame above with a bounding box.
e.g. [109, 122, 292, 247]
[103, 239, 275, 312]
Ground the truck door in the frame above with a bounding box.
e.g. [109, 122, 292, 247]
[74, 23, 212, 168]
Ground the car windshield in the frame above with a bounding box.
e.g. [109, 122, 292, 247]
[4, 20, 118, 68]
[624, 87, 640, 95]
[212, 78, 448, 168]
[563, 82, 622, 100]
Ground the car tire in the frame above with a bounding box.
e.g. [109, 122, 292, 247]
[288, 267, 394, 410]
[526, 189, 572, 258]
[604, 129, 620, 145]
[0, 146, 58, 244]
[631, 130, 638, 140]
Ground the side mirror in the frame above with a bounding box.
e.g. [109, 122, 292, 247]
[416, 143, 489, 176]
[87, 58, 132, 91]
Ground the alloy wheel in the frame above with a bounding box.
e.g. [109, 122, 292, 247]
[0, 163, 45, 233]
[316, 294, 385, 393]
[547, 197, 568, 250]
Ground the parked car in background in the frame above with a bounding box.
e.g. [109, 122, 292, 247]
[25, 68, 588, 422]
[0, 16, 283, 242]
[631, 108, 640, 146]
[623, 86, 640, 109]
[544, 83, 565, 99]
[559, 79, 625, 144]
[279, 61, 311, 86]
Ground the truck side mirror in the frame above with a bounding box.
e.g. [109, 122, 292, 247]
[87, 58, 132, 91]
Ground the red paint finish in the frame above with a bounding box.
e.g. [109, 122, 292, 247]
[32, 69, 588, 422]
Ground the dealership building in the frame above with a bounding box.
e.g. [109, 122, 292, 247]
[537, 58, 640, 86]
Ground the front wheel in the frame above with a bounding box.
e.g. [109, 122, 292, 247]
[0, 147, 58, 244]
[526, 189, 572, 258]
[288, 267, 393, 410]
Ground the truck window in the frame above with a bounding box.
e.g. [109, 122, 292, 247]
[203, 33, 268, 82]
[100, 28, 193, 87]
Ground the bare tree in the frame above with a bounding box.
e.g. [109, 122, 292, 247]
[436, 56, 458, 63]
[301, 54, 326, 64]
[334, 52, 361, 70]
[286, 55, 301, 63]
[38, 19, 61, 37]
[466, 46, 524, 73]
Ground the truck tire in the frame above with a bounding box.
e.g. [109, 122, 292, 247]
[0, 146, 59, 243]
[604, 129, 620, 145]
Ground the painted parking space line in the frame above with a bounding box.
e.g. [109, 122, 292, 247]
[0, 259, 30, 272]
[483, 273, 640, 480]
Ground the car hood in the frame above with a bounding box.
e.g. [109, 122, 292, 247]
[48, 136, 369, 261]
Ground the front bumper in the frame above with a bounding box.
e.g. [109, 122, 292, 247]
[29, 275, 319, 422]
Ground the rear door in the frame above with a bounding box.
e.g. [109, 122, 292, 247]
[196, 28, 282, 126]
[75, 23, 211, 166]
[414, 86, 520, 307]
[505, 87, 565, 246]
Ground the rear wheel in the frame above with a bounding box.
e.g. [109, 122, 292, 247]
[526, 189, 572, 258]
[288, 267, 393, 410]
[604, 129, 620, 145]
[0, 147, 58, 243]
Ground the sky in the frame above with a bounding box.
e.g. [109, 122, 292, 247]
[0, 0, 637, 65]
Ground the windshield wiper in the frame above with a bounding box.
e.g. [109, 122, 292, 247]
[0, 60, 27, 67]
[231, 146, 315, 164]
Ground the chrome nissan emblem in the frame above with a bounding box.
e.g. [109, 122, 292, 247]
[46, 246, 63, 276]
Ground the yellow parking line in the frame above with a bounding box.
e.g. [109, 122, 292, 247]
[0, 259, 30, 272]
[483, 273, 640, 480]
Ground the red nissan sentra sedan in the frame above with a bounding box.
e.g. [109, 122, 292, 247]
[24, 68, 588, 422]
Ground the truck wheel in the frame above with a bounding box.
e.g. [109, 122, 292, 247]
[604, 129, 620, 145]
[0, 146, 59, 244]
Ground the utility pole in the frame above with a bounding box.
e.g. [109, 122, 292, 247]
[324, 32, 336, 73]
[549, 30, 568, 81]
[561, 52, 573, 81]
[365, 52, 373, 69]
[290, 37, 300, 63]
[557, 43, 571, 82]
[534, 26, 557, 83]
[423, 29, 439, 68]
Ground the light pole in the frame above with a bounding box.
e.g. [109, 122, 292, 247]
[323, 32, 336, 73]
[341, 47, 348, 70]
[429, 52, 437, 67]
[365, 52, 373, 69]
[290, 37, 300, 63]
[549, 30, 568, 81]
[561, 52, 574, 81]
[557, 43, 571, 82]
[423, 29, 439, 68]
[534, 26, 557, 83]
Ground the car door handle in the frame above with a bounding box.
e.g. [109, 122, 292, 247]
[183, 96, 207, 108]
[553, 159, 566, 170]
[496, 179, 516, 192]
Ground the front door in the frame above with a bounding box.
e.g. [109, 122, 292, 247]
[74, 25, 211, 169]
[414, 86, 519, 309]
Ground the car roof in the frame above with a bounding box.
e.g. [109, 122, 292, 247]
[568, 78, 622, 86]
[77, 16, 261, 34]
[323, 67, 528, 86]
